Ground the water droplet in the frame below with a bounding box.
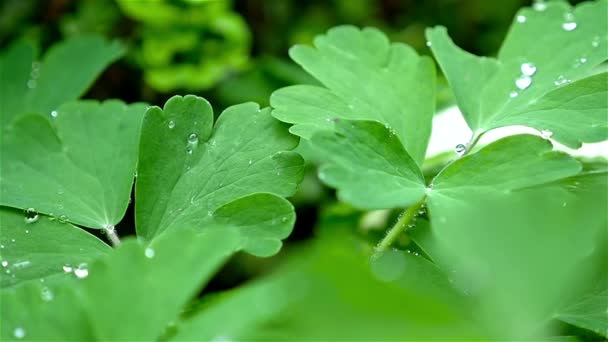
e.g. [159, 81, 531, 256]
[207, 211, 213, 217]
[5, 269, 10, 274]
[145, 247, 155, 259]
[50, 110, 58, 118]
[454, 144, 466, 156]
[13, 260, 31, 269]
[425, 41, 432, 47]
[276, 171, 282, 176]
[186, 146, 193, 155]
[281, 217, 288, 223]
[10, 238, 15, 243]
[74, 263, 89, 279]
[562, 20, 577, 31]
[516, 15, 526, 23]
[168, 120, 175, 129]
[25, 230, 29, 234]
[591, 36, 600, 48]
[187, 133, 198, 145]
[1, 260, 8, 267]
[31, 61, 41, 69]
[0, 244, 4, 249]
[58, 215, 68, 223]
[520, 62, 537, 76]
[562, 202, 567, 207]
[248, 159, 253, 166]
[579, 57, 588, 64]
[509, 91, 519, 98]
[62, 264, 73, 273]
[533, 0, 547, 11]
[41, 287, 54, 302]
[24, 208, 39, 224]
[27, 79, 37, 89]
[540, 129, 554, 139]
[515, 75, 532, 90]
[554, 76, 571, 86]
[14, 327, 25, 339]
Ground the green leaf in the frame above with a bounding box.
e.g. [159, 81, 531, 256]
[431, 134, 582, 191]
[427, 0, 608, 147]
[0, 100, 147, 228]
[136, 95, 304, 256]
[0, 228, 240, 341]
[555, 287, 608, 338]
[0, 36, 124, 123]
[311, 119, 426, 209]
[271, 25, 435, 165]
[0, 208, 110, 288]
[425, 172, 608, 338]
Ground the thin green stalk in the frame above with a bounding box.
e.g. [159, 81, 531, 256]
[374, 197, 426, 254]
[462, 130, 485, 157]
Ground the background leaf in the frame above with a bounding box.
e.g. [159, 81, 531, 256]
[555, 287, 608, 338]
[136, 95, 304, 256]
[271, 25, 435, 165]
[1, 100, 147, 228]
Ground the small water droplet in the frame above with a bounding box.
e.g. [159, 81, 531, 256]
[562, 202, 567, 207]
[187, 133, 199, 145]
[145, 247, 155, 259]
[579, 57, 588, 64]
[509, 91, 519, 98]
[516, 15, 526, 23]
[533, 0, 547, 11]
[168, 120, 175, 129]
[41, 287, 54, 302]
[1, 260, 8, 267]
[0, 244, 4, 249]
[62, 264, 73, 273]
[5, 269, 11, 274]
[515, 75, 532, 90]
[554, 76, 571, 86]
[520, 62, 537, 76]
[562, 21, 577, 31]
[248, 159, 253, 166]
[10, 238, 15, 243]
[25, 230, 29, 234]
[74, 263, 88, 279]
[50, 110, 58, 118]
[24, 208, 39, 223]
[454, 144, 467, 156]
[186, 146, 193, 155]
[591, 36, 600, 48]
[540, 129, 554, 139]
[27, 79, 37, 89]
[207, 211, 213, 217]
[281, 217, 288, 223]
[276, 171, 282, 176]
[58, 215, 68, 223]
[425, 41, 432, 47]
[14, 327, 25, 339]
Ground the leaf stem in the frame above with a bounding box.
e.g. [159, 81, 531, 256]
[104, 225, 121, 247]
[462, 130, 485, 157]
[374, 197, 426, 254]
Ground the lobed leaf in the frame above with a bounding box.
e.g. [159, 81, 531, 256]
[136, 95, 304, 256]
[271, 25, 435, 165]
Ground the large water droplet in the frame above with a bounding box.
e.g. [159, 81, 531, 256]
[14, 327, 25, 339]
[454, 144, 467, 156]
[168, 120, 175, 129]
[145, 247, 155, 259]
[1, 260, 8, 267]
[562, 19, 577, 31]
[24, 208, 39, 224]
[515, 75, 532, 90]
[62, 264, 73, 273]
[74, 263, 89, 279]
[520, 62, 537, 76]
[187, 133, 198, 145]
[516, 15, 526, 23]
[41, 287, 54, 302]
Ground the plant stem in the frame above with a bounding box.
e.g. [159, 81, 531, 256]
[104, 225, 121, 247]
[374, 197, 426, 254]
[462, 130, 485, 157]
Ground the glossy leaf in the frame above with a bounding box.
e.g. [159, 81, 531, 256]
[427, 0, 608, 147]
[1, 100, 147, 228]
[271, 25, 435, 165]
[136, 95, 304, 256]
[556, 287, 608, 337]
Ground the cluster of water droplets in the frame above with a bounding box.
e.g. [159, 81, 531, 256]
[62, 262, 89, 279]
[562, 12, 577, 32]
[186, 133, 198, 155]
[27, 61, 41, 89]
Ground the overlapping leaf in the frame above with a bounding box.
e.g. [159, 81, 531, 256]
[0, 35, 124, 124]
[426, 0, 608, 147]
[271, 25, 435, 165]
[555, 287, 608, 337]
[136, 95, 304, 256]
[0, 228, 240, 341]
[1, 100, 147, 228]
[0, 208, 110, 288]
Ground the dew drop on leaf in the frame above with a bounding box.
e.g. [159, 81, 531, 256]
[74, 263, 89, 279]
[13, 327, 25, 339]
[26, 79, 37, 89]
[515, 75, 532, 90]
[516, 15, 526, 23]
[50, 110, 58, 118]
[187, 133, 199, 145]
[520, 62, 536, 76]
[425, 41, 432, 47]
[591, 36, 600, 48]
[58, 215, 68, 223]
[562, 14, 577, 31]
[281, 217, 288, 223]
[41, 287, 54, 302]
[554, 76, 571, 86]
[168, 120, 175, 129]
[533, 0, 547, 11]
[144, 247, 155, 259]
[1, 260, 8, 267]
[62, 264, 73, 273]
[24, 208, 39, 224]
[509, 91, 519, 98]
[454, 144, 467, 156]
[186, 146, 193, 155]
[248, 159, 253, 166]
[13, 260, 31, 269]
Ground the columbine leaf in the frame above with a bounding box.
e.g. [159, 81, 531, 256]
[0, 208, 110, 288]
[427, 0, 608, 147]
[431, 134, 581, 191]
[0, 35, 124, 123]
[136, 95, 304, 256]
[0, 228, 240, 341]
[0, 100, 147, 228]
[271, 25, 435, 165]
[555, 287, 608, 338]
[311, 119, 426, 209]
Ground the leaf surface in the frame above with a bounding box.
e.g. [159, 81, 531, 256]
[136, 95, 304, 256]
[555, 287, 608, 338]
[427, 0, 608, 147]
[271, 25, 435, 165]
[1, 100, 147, 228]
